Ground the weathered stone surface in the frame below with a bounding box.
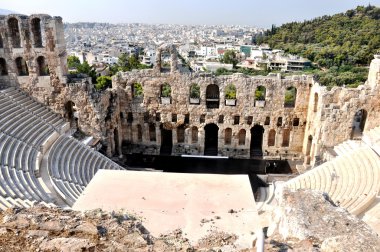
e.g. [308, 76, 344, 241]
[74, 222, 98, 235]
[39, 220, 64, 232]
[39, 237, 96, 252]
[268, 188, 380, 251]
[26, 229, 49, 238]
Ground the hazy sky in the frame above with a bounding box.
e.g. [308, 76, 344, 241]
[1, 0, 379, 28]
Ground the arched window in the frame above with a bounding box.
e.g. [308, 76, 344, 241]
[37, 56, 49, 76]
[225, 84, 237, 106]
[277, 117, 282, 127]
[225, 128, 232, 145]
[268, 129, 276, 147]
[284, 87, 297, 108]
[191, 126, 198, 143]
[238, 129, 246, 145]
[225, 84, 236, 99]
[132, 82, 143, 98]
[314, 93, 318, 112]
[190, 83, 200, 99]
[31, 18, 43, 48]
[15, 57, 29, 76]
[149, 124, 156, 142]
[0, 58, 8, 75]
[351, 109, 367, 139]
[161, 83, 171, 97]
[206, 84, 219, 109]
[8, 18, 21, 48]
[160, 83, 171, 104]
[293, 118, 300, 126]
[264, 116, 270, 125]
[255, 86, 266, 107]
[137, 124, 142, 142]
[177, 126, 185, 143]
[282, 129, 290, 147]
[0, 35, 3, 48]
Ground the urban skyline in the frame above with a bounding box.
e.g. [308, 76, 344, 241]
[0, 0, 379, 28]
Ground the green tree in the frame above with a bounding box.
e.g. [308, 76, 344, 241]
[221, 50, 239, 68]
[95, 76, 112, 91]
[67, 55, 80, 69]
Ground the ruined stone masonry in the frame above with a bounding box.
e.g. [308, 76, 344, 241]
[1, 13, 380, 166]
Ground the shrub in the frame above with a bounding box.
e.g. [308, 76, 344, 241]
[133, 83, 143, 98]
[95, 76, 112, 91]
[225, 84, 237, 99]
[190, 84, 200, 98]
[161, 83, 171, 97]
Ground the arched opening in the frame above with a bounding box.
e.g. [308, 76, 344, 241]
[238, 129, 246, 145]
[191, 126, 198, 143]
[351, 109, 367, 139]
[282, 129, 290, 147]
[225, 84, 236, 106]
[64, 101, 78, 128]
[204, 123, 219, 156]
[255, 86, 266, 107]
[160, 50, 171, 71]
[160, 124, 173, 155]
[305, 135, 313, 165]
[276, 117, 282, 127]
[160, 83, 171, 104]
[206, 84, 219, 109]
[31, 18, 43, 48]
[0, 35, 3, 48]
[284, 86, 297, 108]
[132, 82, 143, 99]
[189, 83, 200, 104]
[137, 125, 143, 142]
[114, 128, 120, 156]
[177, 125, 185, 143]
[37, 56, 49, 76]
[293, 118, 300, 126]
[225, 128, 232, 145]
[15, 57, 29, 76]
[250, 125, 264, 158]
[268, 129, 276, 147]
[313, 93, 318, 112]
[149, 123, 156, 142]
[8, 18, 21, 48]
[0, 58, 8, 75]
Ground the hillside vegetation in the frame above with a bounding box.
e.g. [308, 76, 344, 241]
[257, 5, 380, 87]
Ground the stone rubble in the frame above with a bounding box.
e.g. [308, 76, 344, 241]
[265, 188, 380, 252]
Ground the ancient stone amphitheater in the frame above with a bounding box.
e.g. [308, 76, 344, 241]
[0, 13, 380, 249]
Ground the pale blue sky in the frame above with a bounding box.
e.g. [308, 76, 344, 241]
[0, 0, 379, 28]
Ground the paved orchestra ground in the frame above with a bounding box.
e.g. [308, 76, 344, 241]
[73, 169, 259, 248]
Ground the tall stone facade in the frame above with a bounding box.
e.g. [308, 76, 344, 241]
[1, 14, 380, 166]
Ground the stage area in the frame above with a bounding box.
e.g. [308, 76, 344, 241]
[73, 170, 259, 248]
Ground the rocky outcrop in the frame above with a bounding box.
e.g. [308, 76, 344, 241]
[267, 188, 380, 251]
[0, 205, 247, 251]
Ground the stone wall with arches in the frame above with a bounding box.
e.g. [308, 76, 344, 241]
[0, 14, 68, 104]
[113, 70, 312, 159]
[1, 17, 379, 164]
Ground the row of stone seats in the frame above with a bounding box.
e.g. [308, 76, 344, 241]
[284, 146, 380, 216]
[48, 135, 123, 206]
[333, 140, 363, 156]
[0, 133, 55, 207]
[0, 87, 66, 135]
